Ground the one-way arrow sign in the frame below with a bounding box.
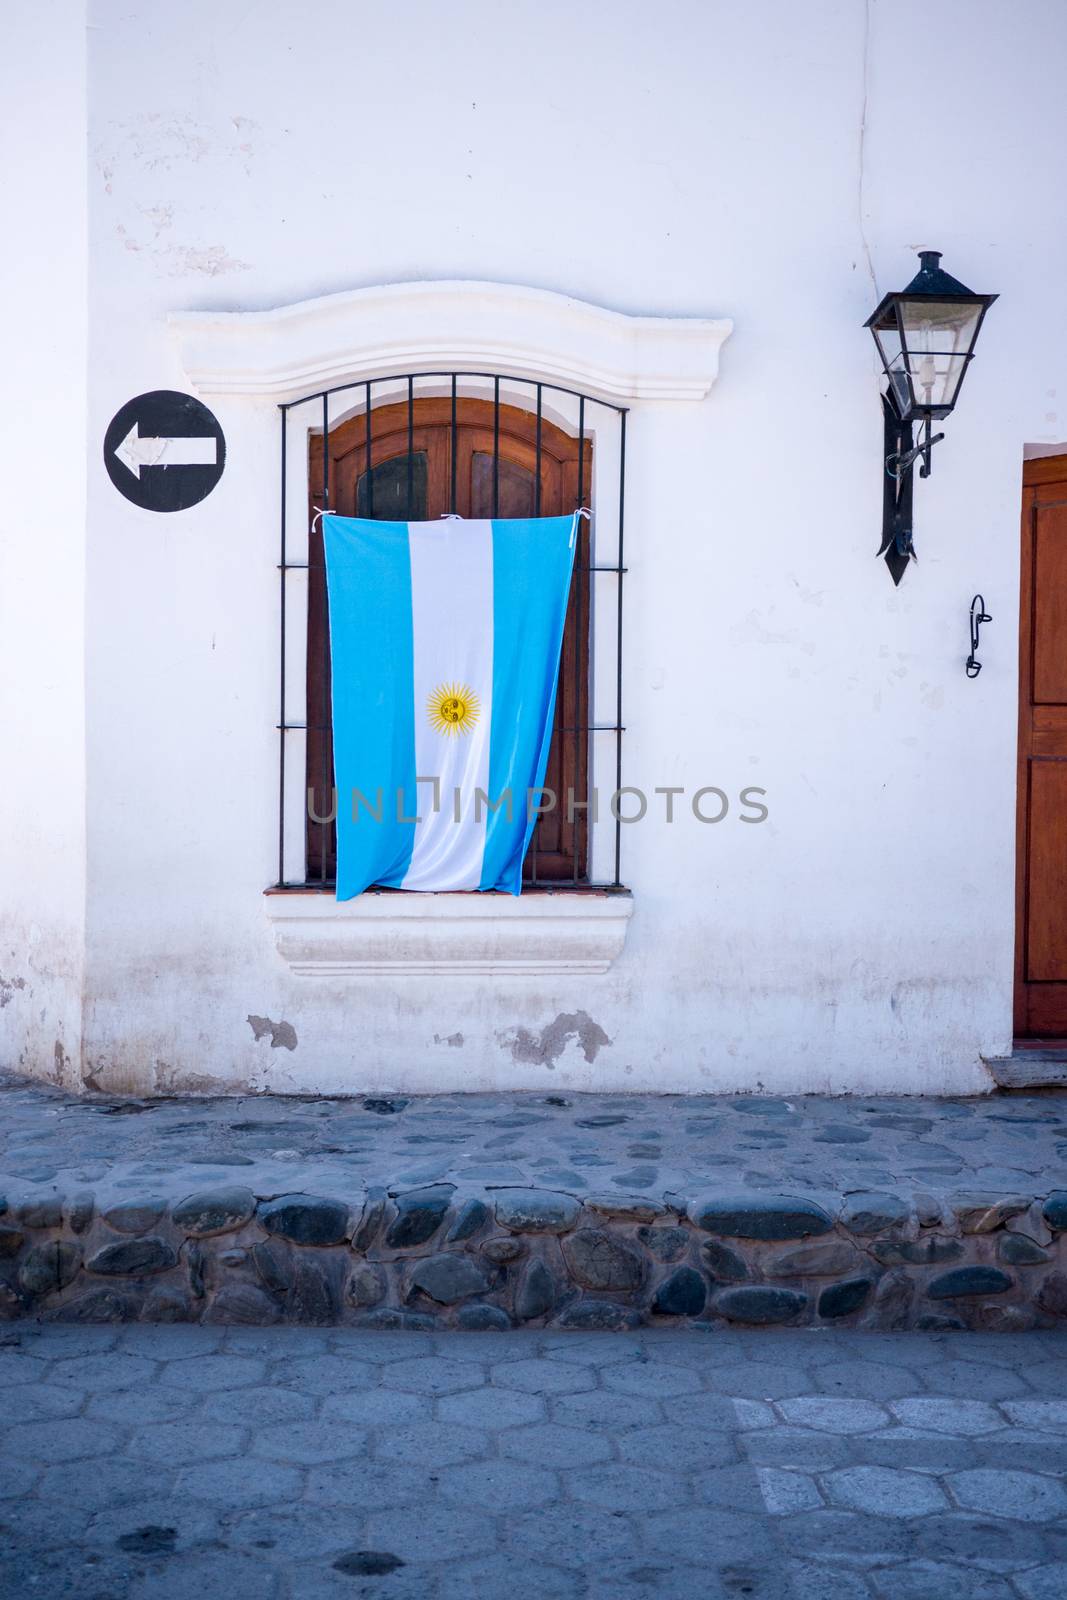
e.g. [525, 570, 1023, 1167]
[114, 422, 219, 481]
[104, 390, 225, 511]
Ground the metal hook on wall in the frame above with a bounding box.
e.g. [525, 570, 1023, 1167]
[966, 594, 992, 678]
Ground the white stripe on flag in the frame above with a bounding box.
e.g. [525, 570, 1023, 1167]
[401, 519, 494, 890]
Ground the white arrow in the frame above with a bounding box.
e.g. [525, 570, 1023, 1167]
[115, 422, 218, 481]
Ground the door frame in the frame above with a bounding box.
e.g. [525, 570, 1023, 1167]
[1014, 452, 1067, 1036]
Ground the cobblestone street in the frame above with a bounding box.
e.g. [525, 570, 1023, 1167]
[2, 1324, 1066, 1598]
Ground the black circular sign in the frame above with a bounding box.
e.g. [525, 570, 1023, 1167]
[104, 389, 225, 512]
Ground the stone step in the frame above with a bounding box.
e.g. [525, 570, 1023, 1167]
[985, 1051, 1067, 1089]
[2, 1074, 1066, 1331]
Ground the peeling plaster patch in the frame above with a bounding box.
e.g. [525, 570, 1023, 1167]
[165, 243, 251, 278]
[53, 1040, 71, 1086]
[434, 1032, 464, 1048]
[248, 1014, 298, 1051]
[500, 1011, 611, 1069]
[0, 974, 26, 1008]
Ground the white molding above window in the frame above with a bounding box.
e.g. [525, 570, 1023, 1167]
[169, 280, 731, 404]
[264, 889, 633, 976]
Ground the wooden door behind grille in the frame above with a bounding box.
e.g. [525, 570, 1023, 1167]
[306, 397, 592, 884]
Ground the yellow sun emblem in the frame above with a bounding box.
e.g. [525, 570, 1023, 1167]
[427, 681, 481, 736]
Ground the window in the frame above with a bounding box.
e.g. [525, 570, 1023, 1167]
[277, 376, 626, 890]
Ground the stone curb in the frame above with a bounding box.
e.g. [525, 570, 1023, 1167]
[1, 1183, 1066, 1330]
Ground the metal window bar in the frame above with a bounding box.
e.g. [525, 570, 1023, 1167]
[276, 371, 628, 891]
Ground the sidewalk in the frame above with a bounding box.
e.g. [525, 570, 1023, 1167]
[2, 1074, 1066, 1330]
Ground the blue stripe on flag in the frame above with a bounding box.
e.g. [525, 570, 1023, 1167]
[480, 514, 578, 894]
[322, 515, 417, 899]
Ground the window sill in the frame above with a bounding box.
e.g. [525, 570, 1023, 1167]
[263, 888, 633, 976]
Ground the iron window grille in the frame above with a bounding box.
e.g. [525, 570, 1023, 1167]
[275, 372, 627, 891]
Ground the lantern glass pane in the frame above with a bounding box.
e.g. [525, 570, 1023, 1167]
[872, 319, 913, 415]
[898, 298, 983, 413]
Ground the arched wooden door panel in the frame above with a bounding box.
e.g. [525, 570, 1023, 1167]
[307, 398, 592, 883]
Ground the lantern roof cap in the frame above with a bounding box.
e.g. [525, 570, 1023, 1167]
[902, 250, 976, 297]
[865, 251, 997, 328]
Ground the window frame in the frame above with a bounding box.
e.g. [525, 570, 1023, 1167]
[275, 372, 627, 893]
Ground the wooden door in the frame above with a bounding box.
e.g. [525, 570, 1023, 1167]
[1016, 454, 1067, 1035]
[306, 398, 592, 884]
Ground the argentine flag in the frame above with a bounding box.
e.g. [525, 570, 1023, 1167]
[322, 512, 579, 899]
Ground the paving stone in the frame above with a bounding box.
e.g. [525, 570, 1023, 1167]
[767, 1241, 860, 1277]
[258, 1193, 350, 1246]
[174, 1456, 305, 1508]
[561, 1228, 645, 1291]
[552, 1388, 662, 1429]
[86, 1236, 176, 1275]
[50, 1351, 158, 1392]
[754, 1466, 824, 1513]
[701, 1239, 750, 1280]
[409, 1252, 493, 1303]
[555, 1298, 643, 1330]
[203, 1284, 280, 1325]
[871, 1562, 1017, 1600]
[515, 1258, 556, 1321]
[493, 1188, 581, 1234]
[1040, 1192, 1067, 1231]
[384, 1184, 455, 1248]
[102, 1197, 167, 1233]
[36, 1455, 160, 1513]
[437, 1383, 546, 1428]
[927, 1266, 1014, 1298]
[16, 1241, 82, 1299]
[844, 1196, 908, 1228]
[871, 1234, 963, 1265]
[715, 1286, 808, 1324]
[997, 1232, 1049, 1264]
[445, 1196, 489, 1242]
[824, 1465, 948, 1517]
[456, 1302, 512, 1330]
[571, 1463, 678, 1512]
[504, 1504, 641, 1565]
[7, 1417, 126, 1463]
[126, 1420, 248, 1465]
[914, 1513, 1049, 1573]
[888, 1397, 1002, 1434]
[776, 1397, 888, 1433]
[478, 1235, 523, 1265]
[1017, 1566, 1067, 1600]
[602, 1358, 702, 1398]
[948, 1467, 1067, 1521]
[356, 1307, 438, 1331]
[651, 1265, 707, 1316]
[439, 1556, 581, 1599]
[493, 1356, 596, 1395]
[818, 1278, 873, 1319]
[1036, 1271, 1067, 1317]
[47, 1285, 134, 1321]
[17, 1199, 63, 1229]
[689, 1194, 833, 1240]
[387, 1355, 485, 1394]
[1000, 1399, 1067, 1431]
[126, 1551, 281, 1600]
[157, 1353, 266, 1391]
[374, 1420, 489, 1466]
[639, 1225, 691, 1262]
[302, 1459, 438, 1509]
[739, 1425, 851, 1471]
[171, 1185, 256, 1236]
[788, 1563, 871, 1600]
[953, 1195, 1032, 1234]
[251, 1420, 368, 1464]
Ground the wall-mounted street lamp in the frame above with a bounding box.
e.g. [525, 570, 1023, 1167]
[865, 251, 997, 584]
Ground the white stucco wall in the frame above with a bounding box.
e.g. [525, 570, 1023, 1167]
[6, 0, 1067, 1095]
[0, 1, 88, 1090]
